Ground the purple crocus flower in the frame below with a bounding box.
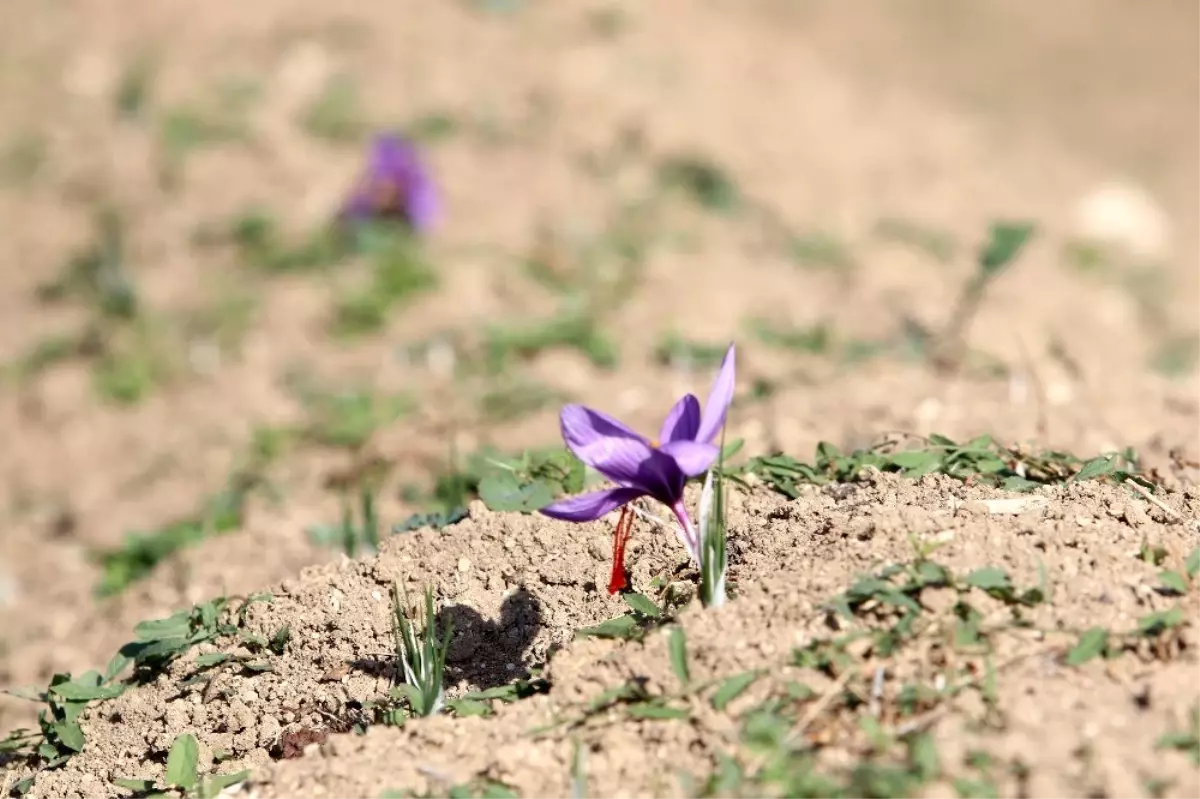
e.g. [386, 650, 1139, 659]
[341, 133, 439, 234]
[540, 343, 736, 563]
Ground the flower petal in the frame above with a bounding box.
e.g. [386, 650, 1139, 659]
[658, 440, 720, 477]
[658, 394, 701, 444]
[633, 449, 690, 506]
[696, 343, 736, 444]
[560, 404, 656, 485]
[539, 487, 646, 522]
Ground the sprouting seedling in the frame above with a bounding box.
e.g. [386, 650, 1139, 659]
[933, 221, 1034, 370]
[113, 732, 248, 798]
[306, 485, 380, 558]
[339, 133, 439, 235]
[539, 344, 736, 588]
[390, 583, 452, 717]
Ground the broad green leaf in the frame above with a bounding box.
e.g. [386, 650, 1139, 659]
[887, 451, 942, 470]
[622, 593, 662, 618]
[52, 720, 85, 752]
[478, 473, 556, 513]
[1186, 547, 1200, 579]
[133, 614, 191, 642]
[205, 771, 251, 792]
[103, 651, 131, 684]
[112, 778, 156, 792]
[1138, 606, 1185, 635]
[1066, 627, 1109, 666]
[447, 699, 491, 717]
[1072, 456, 1114, 482]
[165, 733, 200, 790]
[711, 672, 759, 711]
[194, 652, 231, 668]
[576, 615, 640, 640]
[964, 567, 1012, 592]
[978, 221, 1034, 276]
[49, 680, 125, 702]
[1159, 570, 1189, 595]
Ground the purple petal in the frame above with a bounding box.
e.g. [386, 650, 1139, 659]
[658, 440, 720, 478]
[631, 448, 689, 506]
[560, 405, 655, 485]
[539, 486, 646, 522]
[658, 394, 701, 444]
[696, 343, 736, 444]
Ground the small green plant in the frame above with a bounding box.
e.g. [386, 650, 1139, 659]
[657, 153, 741, 213]
[113, 733, 249, 798]
[331, 229, 438, 337]
[293, 380, 413, 451]
[483, 307, 618, 371]
[94, 473, 258, 595]
[390, 584, 452, 717]
[307, 486, 381, 557]
[932, 221, 1035, 370]
[1, 667, 126, 769]
[37, 207, 138, 320]
[1155, 705, 1200, 765]
[735, 434, 1150, 498]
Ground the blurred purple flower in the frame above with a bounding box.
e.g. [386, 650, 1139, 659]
[540, 343, 736, 562]
[341, 133, 438, 233]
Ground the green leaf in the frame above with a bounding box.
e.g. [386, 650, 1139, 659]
[622, 593, 662, 618]
[205, 771, 251, 793]
[627, 703, 689, 720]
[477, 473, 556, 513]
[888, 450, 942, 471]
[446, 698, 491, 717]
[49, 680, 125, 702]
[1138, 606, 1185, 636]
[103, 652, 131, 684]
[964, 567, 1012, 592]
[165, 733, 200, 790]
[133, 613, 192, 642]
[51, 720, 85, 752]
[978, 221, 1034, 276]
[1159, 570, 1189, 595]
[193, 652, 231, 668]
[1186, 547, 1200, 579]
[668, 627, 689, 688]
[112, 778, 157, 792]
[1072, 456, 1115, 482]
[576, 615, 640, 640]
[1065, 627, 1109, 666]
[711, 672, 759, 711]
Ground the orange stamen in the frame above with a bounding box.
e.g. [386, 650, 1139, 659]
[608, 505, 634, 595]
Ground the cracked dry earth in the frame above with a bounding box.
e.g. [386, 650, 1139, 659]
[4, 474, 1198, 798]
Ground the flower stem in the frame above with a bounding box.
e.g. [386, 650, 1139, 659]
[671, 501, 700, 564]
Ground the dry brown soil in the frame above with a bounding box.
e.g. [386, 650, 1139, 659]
[0, 1, 1197, 797]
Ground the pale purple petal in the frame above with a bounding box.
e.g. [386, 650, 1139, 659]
[560, 405, 655, 485]
[658, 440, 720, 478]
[539, 486, 646, 522]
[658, 394, 701, 444]
[696, 343, 736, 444]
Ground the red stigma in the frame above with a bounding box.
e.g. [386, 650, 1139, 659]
[607, 505, 634, 595]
